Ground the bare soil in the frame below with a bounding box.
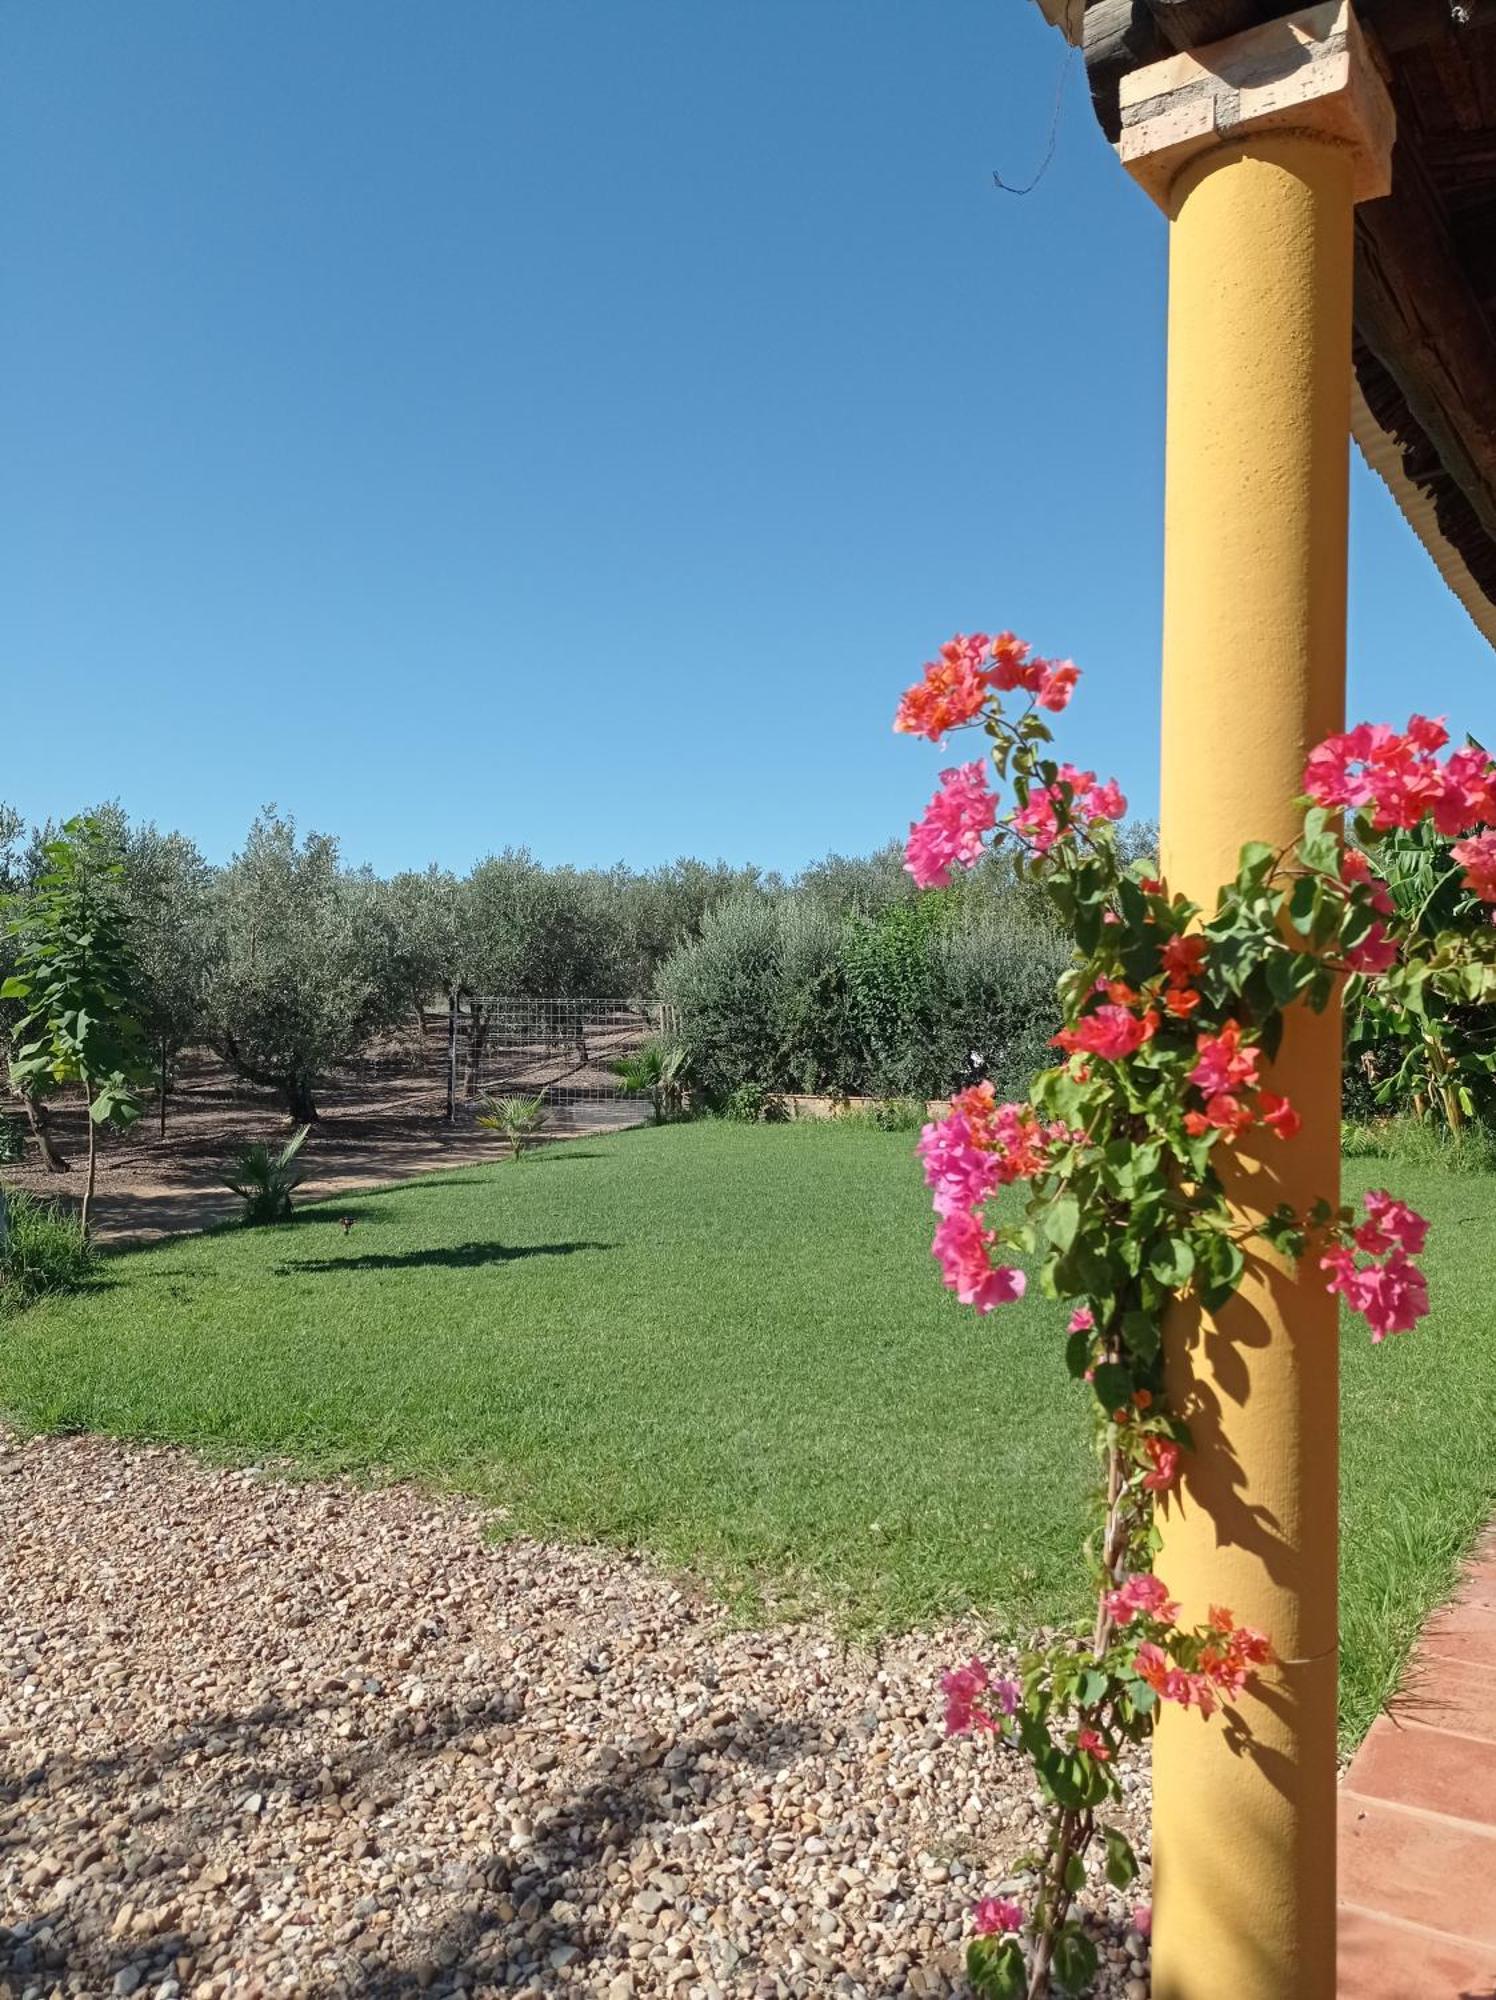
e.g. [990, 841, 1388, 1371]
[1, 1042, 640, 1248]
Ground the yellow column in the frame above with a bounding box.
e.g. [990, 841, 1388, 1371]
[1116, 7, 1394, 1996]
[1155, 128, 1351, 2000]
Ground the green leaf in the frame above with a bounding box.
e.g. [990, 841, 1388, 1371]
[1063, 1851, 1087, 1894]
[1121, 1308, 1161, 1365]
[967, 1936, 1026, 2000]
[1288, 874, 1318, 937]
[1298, 809, 1340, 876]
[1091, 1361, 1133, 1412]
[1103, 1826, 1139, 1890]
[1044, 1194, 1080, 1253]
[1148, 1236, 1196, 1288]
[1051, 1924, 1100, 1995]
[1197, 1231, 1245, 1311]
[1237, 842, 1276, 888]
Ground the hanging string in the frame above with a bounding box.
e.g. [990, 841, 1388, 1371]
[993, 43, 1076, 196]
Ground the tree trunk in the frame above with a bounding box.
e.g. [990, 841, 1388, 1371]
[21, 1090, 69, 1173]
[221, 1032, 320, 1121]
[465, 1003, 490, 1099]
[286, 1075, 319, 1123]
[158, 1037, 170, 1140]
[81, 1085, 97, 1241]
[446, 989, 458, 1121]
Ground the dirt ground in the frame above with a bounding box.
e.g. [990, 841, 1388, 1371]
[1, 1043, 642, 1248]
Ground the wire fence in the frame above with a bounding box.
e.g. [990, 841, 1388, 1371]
[423, 996, 675, 1133]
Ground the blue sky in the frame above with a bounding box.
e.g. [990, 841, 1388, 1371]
[2, 2, 1491, 877]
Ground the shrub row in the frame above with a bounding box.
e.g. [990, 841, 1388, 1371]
[659, 891, 1070, 1104]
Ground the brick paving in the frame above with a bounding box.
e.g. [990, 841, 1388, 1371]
[1338, 1527, 1496, 1997]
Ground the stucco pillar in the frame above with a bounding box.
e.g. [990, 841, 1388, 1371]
[1117, 7, 1394, 1994]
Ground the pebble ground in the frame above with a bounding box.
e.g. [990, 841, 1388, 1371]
[0, 1431, 1151, 1999]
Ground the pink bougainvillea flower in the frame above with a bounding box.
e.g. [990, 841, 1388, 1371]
[1323, 1192, 1430, 1340]
[1008, 764, 1125, 854]
[931, 1209, 1027, 1314]
[1009, 787, 1062, 854]
[918, 1089, 1058, 1220]
[1189, 1019, 1260, 1097]
[1442, 747, 1496, 833]
[1053, 1004, 1158, 1064]
[1036, 661, 1081, 712]
[1453, 829, 1496, 904]
[1228, 1624, 1272, 1667]
[894, 635, 994, 741]
[1162, 933, 1207, 987]
[1141, 1436, 1182, 1494]
[1201, 1092, 1255, 1137]
[941, 1659, 1019, 1736]
[1345, 919, 1398, 975]
[904, 762, 997, 890]
[1259, 1091, 1302, 1140]
[1320, 1244, 1364, 1304]
[1132, 1905, 1153, 1941]
[1076, 1726, 1111, 1761]
[1083, 775, 1127, 822]
[1358, 1188, 1430, 1256]
[1340, 847, 1396, 916]
[1068, 1306, 1095, 1334]
[973, 1896, 1025, 1938]
[1304, 718, 1496, 834]
[987, 631, 1041, 694]
[940, 1658, 991, 1734]
[1056, 763, 1127, 824]
[1134, 1641, 1171, 1693]
[1407, 713, 1451, 753]
[1105, 1573, 1180, 1626]
[1358, 1252, 1430, 1341]
[917, 1112, 1003, 1219]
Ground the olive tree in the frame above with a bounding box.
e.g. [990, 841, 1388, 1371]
[118, 822, 218, 1135]
[380, 866, 464, 1030]
[205, 810, 398, 1121]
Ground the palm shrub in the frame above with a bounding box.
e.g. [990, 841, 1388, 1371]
[476, 1093, 549, 1159]
[612, 1038, 690, 1123]
[222, 1124, 310, 1226]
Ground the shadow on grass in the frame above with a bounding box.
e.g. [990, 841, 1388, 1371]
[272, 1239, 614, 1276]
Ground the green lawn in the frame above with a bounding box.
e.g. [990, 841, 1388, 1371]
[1, 1120, 1491, 1740]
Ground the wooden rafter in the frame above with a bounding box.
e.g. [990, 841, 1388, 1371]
[1054, 0, 1496, 642]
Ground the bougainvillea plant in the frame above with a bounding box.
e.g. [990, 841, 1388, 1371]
[895, 634, 1496, 2000]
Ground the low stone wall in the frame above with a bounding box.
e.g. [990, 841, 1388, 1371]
[775, 1093, 945, 1121]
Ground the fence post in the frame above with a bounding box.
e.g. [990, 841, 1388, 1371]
[446, 987, 458, 1122]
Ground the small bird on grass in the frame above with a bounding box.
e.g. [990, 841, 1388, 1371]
[339, 1215, 355, 1235]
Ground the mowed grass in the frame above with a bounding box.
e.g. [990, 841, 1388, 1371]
[0, 1123, 1096, 1629]
[1, 1120, 1492, 1739]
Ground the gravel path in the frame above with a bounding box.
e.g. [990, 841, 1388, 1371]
[0, 1432, 1152, 1999]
